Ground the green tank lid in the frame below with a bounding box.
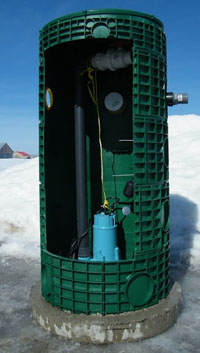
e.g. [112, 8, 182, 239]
[41, 8, 164, 32]
[40, 8, 165, 53]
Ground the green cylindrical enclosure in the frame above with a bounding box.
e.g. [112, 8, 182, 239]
[39, 9, 169, 315]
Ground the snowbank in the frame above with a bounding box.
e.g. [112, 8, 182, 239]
[0, 114, 199, 270]
[169, 114, 200, 270]
[0, 158, 30, 171]
[0, 158, 40, 258]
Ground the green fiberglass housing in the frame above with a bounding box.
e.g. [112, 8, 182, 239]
[39, 9, 179, 315]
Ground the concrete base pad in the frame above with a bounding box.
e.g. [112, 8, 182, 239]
[30, 281, 182, 344]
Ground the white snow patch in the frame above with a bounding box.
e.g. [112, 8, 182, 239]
[169, 114, 200, 270]
[54, 322, 72, 338]
[122, 323, 143, 340]
[36, 314, 51, 332]
[122, 329, 129, 340]
[73, 324, 106, 343]
[0, 158, 39, 258]
[0, 158, 31, 171]
[38, 315, 45, 328]
[106, 329, 114, 342]
[134, 323, 143, 339]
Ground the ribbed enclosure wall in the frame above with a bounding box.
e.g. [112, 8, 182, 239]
[39, 9, 170, 315]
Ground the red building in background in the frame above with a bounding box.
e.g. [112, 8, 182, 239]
[13, 151, 31, 159]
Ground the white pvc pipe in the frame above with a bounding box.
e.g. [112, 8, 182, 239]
[91, 48, 132, 71]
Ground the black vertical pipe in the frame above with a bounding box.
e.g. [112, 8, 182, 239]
[74, 66, 89, 258]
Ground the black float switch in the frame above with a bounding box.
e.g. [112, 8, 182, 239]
[123, 180, 134, 198]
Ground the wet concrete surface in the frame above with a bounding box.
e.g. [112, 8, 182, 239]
[0, 257, 200, 353]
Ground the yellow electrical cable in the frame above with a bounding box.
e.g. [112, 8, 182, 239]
[83, 63, 110, 210]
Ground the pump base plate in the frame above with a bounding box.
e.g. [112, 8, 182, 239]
[30, 281, 182, 344]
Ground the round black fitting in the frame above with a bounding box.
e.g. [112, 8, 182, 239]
[123, 181, 134, 198]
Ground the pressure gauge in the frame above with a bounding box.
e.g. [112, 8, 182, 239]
[104, 92, 124, 113]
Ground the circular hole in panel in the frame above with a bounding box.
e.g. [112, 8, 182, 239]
[86, 19, 94, 28]
[45, 88, 53, 110]
[161, 200, 169, 231]
[125, 272, 154, 306]
[107, 18, 116, 28]
[104, 92, 124, 113]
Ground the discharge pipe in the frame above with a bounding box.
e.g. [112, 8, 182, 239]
[91, 49, 189, 107]
[166, 92, 188, 106]
[74, 66, 90, 258]
[91, 48, 132, 71]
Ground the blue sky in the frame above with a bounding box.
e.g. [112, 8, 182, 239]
[0, 0, 199, 154]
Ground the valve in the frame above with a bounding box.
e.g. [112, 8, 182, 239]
[166, 92, 188, 106]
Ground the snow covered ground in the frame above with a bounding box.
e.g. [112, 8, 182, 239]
[0, 114, 200, 352]
[0, 158, 30, 171]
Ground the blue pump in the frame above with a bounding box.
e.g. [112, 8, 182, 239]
[92, 212, 119, 261]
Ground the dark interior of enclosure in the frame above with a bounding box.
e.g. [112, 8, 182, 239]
[44, 39, 133, 256]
